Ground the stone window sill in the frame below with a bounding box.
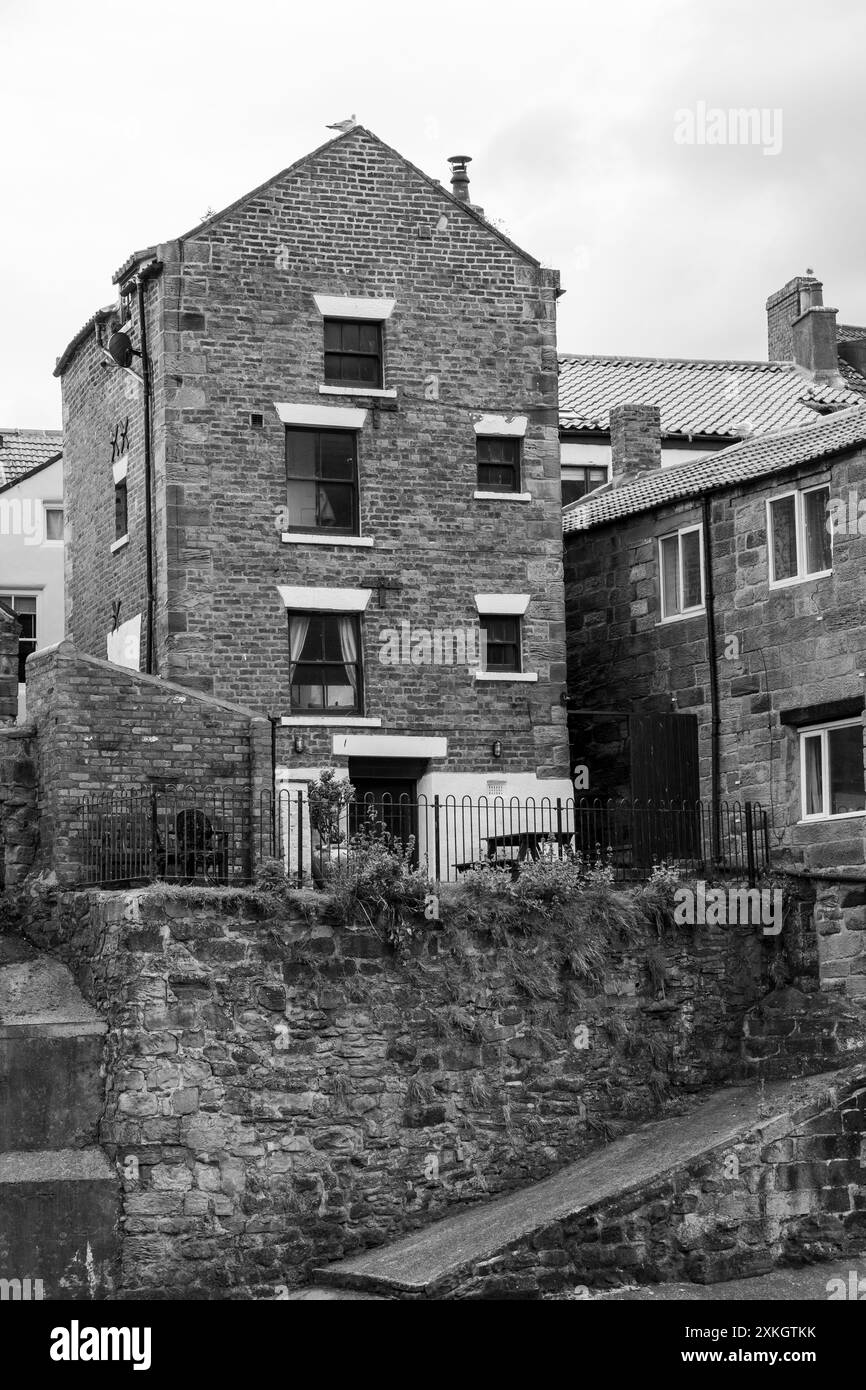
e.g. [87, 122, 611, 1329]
[475, 671, 538, 683]
[473, 491, 532, 503]
[281, 532, 374, 548]
[280, 716, 383, 727]
[656, 609, 705, 626]
[318, 385, 397, 399]
[110, 535, 129, 554]
[770, 569, 832, 592]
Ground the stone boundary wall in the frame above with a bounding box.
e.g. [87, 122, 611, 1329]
[22, 642, 271, 885]
[19, 884, 776, 1297]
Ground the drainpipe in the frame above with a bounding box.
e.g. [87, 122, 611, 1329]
[136, 267, 160, 675]
[268, 714, 278, 856]
[701, 494, 721, 863]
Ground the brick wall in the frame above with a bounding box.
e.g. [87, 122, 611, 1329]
[563, 445, 866, 870]
[23, 883, 770, 1297]
[0, 726, 38, 889]
[59, 299, 157, 672]
[24, 642, 270, 884]
[58, 128, 569, 787]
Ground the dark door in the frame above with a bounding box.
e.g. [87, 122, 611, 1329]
[629, 712, 701, 869]
[347, 758, 424, 858]
[629, 712, 699, 802]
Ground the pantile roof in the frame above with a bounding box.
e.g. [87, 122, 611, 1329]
[562, 405, 866, 534]
[557, 354, 864, 438]
[0, 429, 63, 491]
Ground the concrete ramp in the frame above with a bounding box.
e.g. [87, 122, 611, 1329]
[313, 1066, 866, 1298]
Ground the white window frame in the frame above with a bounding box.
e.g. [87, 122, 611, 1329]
[42, 501, 64, 545]
[658, 524, 705, 623]
[767, 484, 833, 590]
[799, 717, 866, 822]
[0, 587, 42, 685]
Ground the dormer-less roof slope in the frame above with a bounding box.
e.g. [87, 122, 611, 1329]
[55, 127, 545, 377]
[557, 355, 864, 438]
[562, 404, 866, 534]
[0, 428, 63, 490]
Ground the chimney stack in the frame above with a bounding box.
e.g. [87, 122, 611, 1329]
[609, 403, 662, 488]
[767, 269, 840, 382]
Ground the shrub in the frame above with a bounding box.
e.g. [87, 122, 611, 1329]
[648, 859, 682, 891]
[325, 807, 432, 950]
[254, 858, 290, 893]
[308, 769, 355, 846]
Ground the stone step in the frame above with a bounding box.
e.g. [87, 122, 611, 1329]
[0, 1148, 119, 1299]
[0, 951, 107, 1150]
[313, 1065, 866, 1299]
[0, 1030, 106, 1150]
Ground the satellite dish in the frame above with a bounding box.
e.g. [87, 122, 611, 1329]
[107, 330, 135, 368]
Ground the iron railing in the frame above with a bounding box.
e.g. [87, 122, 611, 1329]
[78, 786, 253, 886]
[262, 792, 771, 888]
[75, 788, 770, 889]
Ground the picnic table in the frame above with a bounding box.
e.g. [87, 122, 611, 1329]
[456, 828, 574, 874]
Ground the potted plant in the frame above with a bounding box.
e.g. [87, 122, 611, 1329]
[308, 770, 355, 885]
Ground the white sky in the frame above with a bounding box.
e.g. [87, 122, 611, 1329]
[2, 0, 865, 428]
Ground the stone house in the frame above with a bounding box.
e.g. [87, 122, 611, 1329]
[0, 429, 64, 721]
[558, 270, 866, 505]
[53, 127, 571, 865]
[563, 398, 866, 871]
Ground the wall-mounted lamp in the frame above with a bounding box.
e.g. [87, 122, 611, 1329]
[491, 740, 502, 759]
[293, 734, 306, 755]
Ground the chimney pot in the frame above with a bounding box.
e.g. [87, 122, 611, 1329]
[609, 403, 662, 488]
[448, 154, 472, 203]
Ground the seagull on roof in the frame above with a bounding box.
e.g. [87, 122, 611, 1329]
[326, 114, 357, 132]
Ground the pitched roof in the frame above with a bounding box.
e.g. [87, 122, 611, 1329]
[0, 429, 63, 490]
[57, 127, 545, 378]
[557, 354, 863, 438]
[53, 305, 116, 379]
[562, 405, 866, 534]
[177, 126, 541, 269]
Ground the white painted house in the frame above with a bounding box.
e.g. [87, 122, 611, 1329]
[0, 428, 65, 720]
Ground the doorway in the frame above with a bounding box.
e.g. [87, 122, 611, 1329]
[346, 757, 426, 857]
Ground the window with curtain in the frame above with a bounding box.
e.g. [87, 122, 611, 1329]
[285, 428, 358, 534]
[480, 615, 521, 672]
[769, 485, 832, 585]
[800, 719, 865, 819]
[659, 525, 704, 619]
[288, 613, 361, 712]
